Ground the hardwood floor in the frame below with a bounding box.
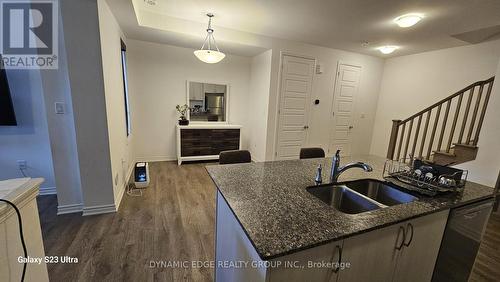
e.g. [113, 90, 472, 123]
[470, 210, 500, 281]
[38, 161, 216, 282]
[37, 161, 500, 282]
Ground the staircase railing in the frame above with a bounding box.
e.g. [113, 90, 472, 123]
[387, 76, 495, 162]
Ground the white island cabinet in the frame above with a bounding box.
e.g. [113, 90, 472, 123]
[0, 178, 49, 282]
[215, 190, 449, 282]
[339, 210, 449, 282]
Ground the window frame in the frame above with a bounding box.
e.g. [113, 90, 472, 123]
[120, 39, 131, 137]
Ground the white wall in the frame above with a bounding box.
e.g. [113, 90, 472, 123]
[370, 40, 500, 186]
[248, 50, 273, 162]
[125, 38, 384, 163]
[126, 40, 251, 161]
[60, 0, 115, 211]
[97, 0, 134, 206]
[264, 40, 385, 160]
[0, 69, 56, 193]
[39, 14, 83, 209]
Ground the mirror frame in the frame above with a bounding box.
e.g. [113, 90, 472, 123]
[185, 80, 230, 124]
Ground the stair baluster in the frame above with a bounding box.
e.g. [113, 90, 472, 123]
[427, 104, 441, 160]
[436, 100, 451, 151]
[458, 87, 475, 144]
[474, 80, 495, 146]
[411, 115, 422, 160]
[403, 119, 413, 163]
[467, 84, 485, 144]
[418, 110, 431, 159]
[396, 122, 406, 161]
[446, 92, 463, 152]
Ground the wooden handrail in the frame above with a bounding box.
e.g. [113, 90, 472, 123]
[399, 77, 494, 124]
[387, 76, 495, 161]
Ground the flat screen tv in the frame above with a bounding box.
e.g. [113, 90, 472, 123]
[0, 55, 17, 126]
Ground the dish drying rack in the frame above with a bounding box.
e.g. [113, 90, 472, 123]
[383, 159, 468, 196]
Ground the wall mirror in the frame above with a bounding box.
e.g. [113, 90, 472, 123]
[187, 81, 228, 122]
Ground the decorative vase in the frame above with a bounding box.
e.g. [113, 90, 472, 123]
[179, 119, 189, 126]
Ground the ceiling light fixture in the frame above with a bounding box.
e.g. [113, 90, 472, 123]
[194, 13, 225, 64]
[394, 13, 423, 28]
[378, 46, 398, 54]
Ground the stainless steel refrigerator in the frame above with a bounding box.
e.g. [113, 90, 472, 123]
[205, 93, 225, 121]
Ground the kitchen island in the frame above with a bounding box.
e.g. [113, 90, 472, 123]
[206, 155, 495, 282]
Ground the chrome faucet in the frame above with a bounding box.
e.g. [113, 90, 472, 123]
[330, 150, 373, 183]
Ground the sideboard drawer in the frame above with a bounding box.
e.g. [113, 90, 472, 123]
[211, 129, 240, 139]
[181, 129, 212, 139]
[181, 146, 213, 157]
[177, 126, 241, 163]
[212, 140, 239, 149]
[211, 142, 239, 155]
[182, 140, 208, 147]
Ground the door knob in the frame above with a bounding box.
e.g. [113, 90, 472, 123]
[348, 125, 353, 129]
[303, 125, 309, 129]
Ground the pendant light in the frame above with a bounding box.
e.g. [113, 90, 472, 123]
[194, 13, 225, 64]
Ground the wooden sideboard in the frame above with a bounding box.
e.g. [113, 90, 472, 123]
[176, 124, 242, 165]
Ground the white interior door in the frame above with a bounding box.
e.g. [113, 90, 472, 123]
[329, 63, 361, 157]
[276, 55, 315, 160]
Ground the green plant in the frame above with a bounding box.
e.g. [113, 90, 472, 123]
[176, 104, 188, 120]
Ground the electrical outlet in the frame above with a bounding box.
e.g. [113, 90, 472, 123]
[55, 102, 65, 114]
[17, 160, 27, 170]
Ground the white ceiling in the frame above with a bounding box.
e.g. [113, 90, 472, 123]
[107, 0, 500, 58]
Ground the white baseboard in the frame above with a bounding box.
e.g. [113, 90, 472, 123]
[82, 204, 117, 216]
[135, 156, 177, 162]
[58, 203, 119, 216]
[115, 162, 135, 210]
[55, 162, 135, 216]
[39, 186, 57, 195]
[57, 203, 83, 215]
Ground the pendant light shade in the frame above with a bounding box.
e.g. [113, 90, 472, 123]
[194, 13, 225, 64]
[194, 50, 225, 64]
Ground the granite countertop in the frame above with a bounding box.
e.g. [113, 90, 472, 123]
[206, 155, 495, 260]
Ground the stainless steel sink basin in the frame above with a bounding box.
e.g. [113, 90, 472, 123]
[341, 179, 418, 206]
[306, 185, 382, 214]
[307, 179, 418, 214]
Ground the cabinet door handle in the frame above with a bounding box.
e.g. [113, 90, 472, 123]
[464, 211, 479, 219]
[403, 223, 414, 247]
[333, 245, 343, 273]
[395, 226, 406, 250]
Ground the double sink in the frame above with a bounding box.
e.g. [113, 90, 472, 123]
[307, 179, 418, 214]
